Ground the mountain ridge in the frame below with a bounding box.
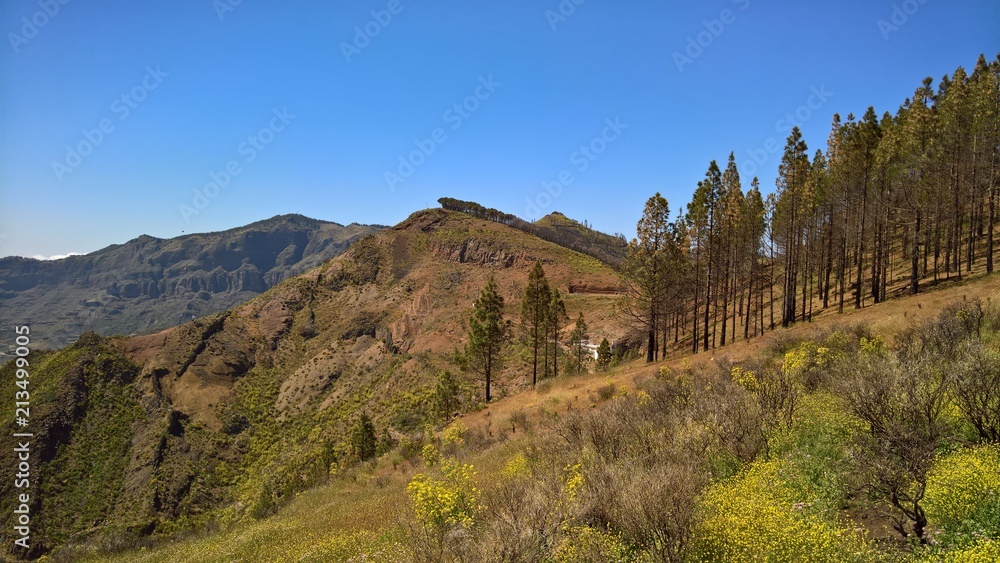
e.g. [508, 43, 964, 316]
[0, 214, 385, 349]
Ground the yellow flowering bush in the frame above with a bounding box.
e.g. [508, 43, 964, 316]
[779, 334, 855, 389]
[406, 460, 480, 532]
[553, 525, 635, 562]
[636, 389, 651, 406]
[781, 341, 829, 389]
[938, 538, 1000, 562]
[562, 463, 585, 502]
[421, 443, 440, 467]
[692, 459, 875, 562]
[501, 452, 530, 480]
[731, 365, 759, 392]
[924, 445, 1000, 538]
[859, 335, 885, 355]
[820, 330, 850, 361]
[442, 421, 466, 449]
[782, 344, 815, 377]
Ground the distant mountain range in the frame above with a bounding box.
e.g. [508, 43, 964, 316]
[0, 214, 384, 349]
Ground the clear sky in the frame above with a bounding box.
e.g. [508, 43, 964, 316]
[1, 0, 997, 259]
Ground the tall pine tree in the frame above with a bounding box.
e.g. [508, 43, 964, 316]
[466, 277, 511, 402]
[520, 261, 551, 386]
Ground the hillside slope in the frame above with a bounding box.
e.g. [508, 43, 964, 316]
[534, 211, 628, 267]
[81, 261, 1000, 563]
[0, 215, 382, 349]
[0, 208, 624, 556]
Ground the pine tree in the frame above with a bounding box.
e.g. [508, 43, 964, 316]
[690, 162, 723, 348]
[617, 55, 997, 362]
[596, 337, 612, 371]
[719, 153, 743, 346]
[465, 277, 511, 402]
[742, 180, 767, 339]
[546, 289, 568, 378]
[432, 370, 460, 421]
[350, 413, 377, 462]
[619, 193, 676, 361]
[774, 127, 810, 326]
[568, 312, 590, 374]
[520, 261, 551, 386]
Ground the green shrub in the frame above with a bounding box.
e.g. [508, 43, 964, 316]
[596, 380, 616, 402]
[432, 370, 460, 421]
[349, 413, 378, 462]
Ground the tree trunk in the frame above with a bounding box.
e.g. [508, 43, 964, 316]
[911, 211, 921, 294]
[989, 186, 995, 273]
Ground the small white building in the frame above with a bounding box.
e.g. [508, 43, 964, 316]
[580, 340, 600, 360]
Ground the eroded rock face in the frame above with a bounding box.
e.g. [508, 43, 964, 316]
[428, 239, 528, 267]
[388, 283, 433, 351]
[136, 313, 260, 429]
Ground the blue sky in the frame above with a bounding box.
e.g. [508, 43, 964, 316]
[1, 0, 997, 258]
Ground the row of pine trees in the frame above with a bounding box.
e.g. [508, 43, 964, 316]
[465, 263, 612, 401]
[622, 54, 1000, 361]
